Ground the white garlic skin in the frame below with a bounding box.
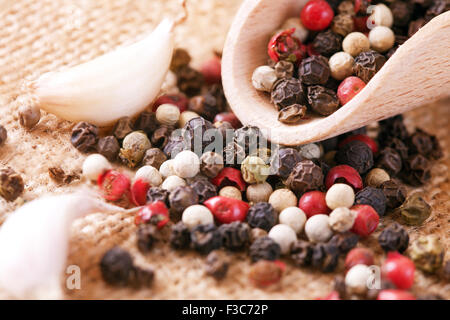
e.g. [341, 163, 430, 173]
[182, 205, 214, 229]
[268, 224, 297, 255]
[82, 154, 112, 181]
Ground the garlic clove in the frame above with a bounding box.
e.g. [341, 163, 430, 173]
[30, 19, 175, 126]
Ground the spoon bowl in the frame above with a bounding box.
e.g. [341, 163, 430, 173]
[222, 0, 450, 146]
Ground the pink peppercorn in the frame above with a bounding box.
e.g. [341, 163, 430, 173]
[325, 165, 363, 191]
[377, 289, 416, 300]
[350, 204, 379, 237]
[153, 94, 189, 113]
[201, 56, 222, 85]
[339, 134, 379, 154]
[268, 28, 306, 65]
[382, 252, 415, 290]
[300, 0, 334, 31]
[345, 248, 375, 272]
[337, 76, 366, 105]
[98, 170, 131, 202]
[214, 112, 242, 129]
[204, 196, 250, 224]
[211, 167, 247, 191]
[135, 201, 169, 229]
[298, 191, 331, 218]
[130, 178, 150, 206]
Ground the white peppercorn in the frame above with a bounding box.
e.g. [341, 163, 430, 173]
[252, 66, 278, 92]
[345, 264, 372, 294]
[159, 159, 176, 178]
[219, 186, 242, 200]
[329, 51, 355, 80]
[161, 175, 186, 192]
[135, 165, 163, 187]
[305, 214, 333, 243]
[279, 207, 307, 234]
[19, 105, 41, 129]
[281, 17, 309, 42]
[369, 26, 395, 53]
[342, 32, 370, 57]
[268, 224, 297, 254]
[328, 207, 356, 232]
[268, 188, 297, 212]
[326, 183, 355, 209]
[369, 4, 393, 28]
[156, 104, 180, 126]
[182, 204, 214, 229]
[82, 154, 112, 181]
[178, 111, 199, 128]
[173, 150, 200, 178]
[298, 143, 322, 160]
[120, 131, 151, 167]
[365, 168, 390, 188]
[246, 182, 273, 204]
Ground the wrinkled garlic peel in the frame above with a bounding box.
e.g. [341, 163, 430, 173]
[0, 190, 131, 299]
[30, 19, 174, 126]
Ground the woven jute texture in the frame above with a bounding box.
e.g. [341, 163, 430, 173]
[0, 0, 448, 299]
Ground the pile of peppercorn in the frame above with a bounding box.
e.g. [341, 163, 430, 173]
[252, 0, 449, 124]
[66, 46, 447, 298]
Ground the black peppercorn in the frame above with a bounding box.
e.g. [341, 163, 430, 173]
[408, 18, 426, 37]
[274, 61, 295, 79]
[355, 187, 388, 216]
[233, 125, 265, 155]
[191, 224, 222, 255]
[378, 222, 409, 253]
[183, 117, 216, 152]
[205, 250, 229, 280]
[355, 0, 370, 15]
[112, 116, 133, 140]
[408, 129, 442, 160]
[390, 1, 413, 27]
[163, 133, 189, 158]
[402, 154, 431, 186]
[299, 55, 330, 85]
[176, 65, 204, 97]
[271, 78, 306, 109]
[143, 148, 167, 170]
[353, 50, 386, 83]
[136, 224, 160, 254]
[380, 179, 407, 209]
[48, 167, 79, 184]
[207, 84, 228, 113]
[425, 0, 449, 21]
[70, 122, 98, 153]
[170, 48, 191, 71]
[334, 275, 348, 300]
[97, 136, 120, 161]
[151, 125, 173, 149]
[100, 247, 134, 286]
[170, 222, 191, 249]
[378, 115, 409, 143]
[249, 236, 281, 262]
[286, 160, 324, 194]
[396, 193, 431, 226]
[336, 140, 374, 174]
[290, 240, 313, 267]
[191, 179, 217, 203]
[134, 111, 158, 136]
[306, 85, 340, 116]
[128, 266, 154, 289]
[0, 167, 24, 202]
[189, 95, 219, 121]
[385, 137, 409, 160]
[377, 147, 403, 176]
[219, 221, 250, 251]
[246, 202, 277, 231]
[224, 141, 246, 167]
[331, 14, 354, 37]
[328, 232, 359, 254]
[0, 125, 7, 146]
[146, 187, 170, 206]
[169, 186, 199, 214]
[312, 30, 342, 57]
[278, 104, 307, 124]
[272, 148, 302, 180]
[311, 242, 340, 273]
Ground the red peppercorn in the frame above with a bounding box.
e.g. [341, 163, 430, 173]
[316, 291, 341, 300]
[353, 16, 370, 33]
[201, 56, 222, 85]
[350, 204, 379, 237]
[298, 191, 331, 218]
[325, 165, 363, 191]
[204, 196, 250, 224]
[339, 134, 379, 154]
[300, 0, 334, 31]
[98, 170, 131, 202]
[135, 201, 169, 229]
[337, 76, 366, 105]
[268, 28, 306, 65]
[153, 94, 189, 113]
[377, 289, 416, 300]
[130, 178, 150, 206]
[345, 248, 375, 271]
[211, 167, 247, 191]
[214, 112, 242, 129]
[382, 252, 415, 290]
[306, 43, 320, 57]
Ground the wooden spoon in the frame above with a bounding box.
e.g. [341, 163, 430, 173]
[222, 0, 450, 146]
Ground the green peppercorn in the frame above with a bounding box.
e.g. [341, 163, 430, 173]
[395, 193, 431, 226]
[241, 156, 270, 184]
[119, 131, 151, 168]
[408, 235, 444, 273]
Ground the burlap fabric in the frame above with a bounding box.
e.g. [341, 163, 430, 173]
[0, 0, 448, 299]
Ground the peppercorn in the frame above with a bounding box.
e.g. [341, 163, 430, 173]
[133, 111, 158, 136]
[252, 66, 278, 92]
[328, 232, 359, 254]
[151, 125, 173, 149]
[49, 166, 79, 184]
[219, 186, 242, 200]
[249, 260, 284, 287]
[274, 61, 295, 79]
[272, 148, 302, 180]
[141, 149, 166, 171]
[385, 137, 409, 160]
[353, 50, 386, 83]
[95, 136, 119, 162]
[146, 187, 169, 206]
[408, 129, 442, 160]
[336, 140, 374, 174]
[365, 168, 390, 188]
[170, 48, 191, 71]
[112, 116, 133, 140]
[241, 156, 270, 184]
[205, 250, 230, 280]
[298, 143, 323, 160]
[161, 176, 186, 193]
[390, 1, 412, 27]
[380, 179, 407, 209]
[188, 94, 220, 121]
[378, 222, 409, 253]
[183, 117, 216, 152]
[281, 17, 309, 42]
[234, 125, 265, 154]
[246, 182, 273, 204]
[408, 18, 426, 37]
[190, 223, 222, 255]
[198, 152, 223, 178]
[355, 187, 387, 216]
[128, 266, 155, 289]
[249, 236, 281, 262]
[156, 104, 180, 126]
[278, 104, 307, 124]
[311, 242, 340, 273]
[345, 247, 375, 271]
[269, 188, 298, 212]
[377, 147, 402, 176]
[305, 214, 334, 243]
[342, 32, 370, 57]
[0, 125, 6, 146]
[338, 0, 354, 15]
[331, 14, 354, 37]
[378, 115, 409, 143]
[169, 186, 199, 216]
[402, 154, 431, 186]
[306, 85, 340, 116]
[176, 65, 204, 97]
[268, 224, 297, 254]
[71, 121, 98, 153]
[271, 78, 306, 110]
[136, 224, 160, 253]
[329, 207, 356, 232]
[425, 0, 449, 21]
[345, 264, 372, 295]
[191, 179, 217, 203]
[369, 3, 393, 27]
[442, 260, 450, 281]
[0, 167, 24, 202]
[286, 160, 324, 195]
[170, 221, 191, 249]
[369, 26, 395, 53]
[329, 51, 355, 80]
[119, 131, 151, 168]
[299, 55, 331, 85]
[163, 134, 188, 158]
[18, 105, 40, 130]
[290, 240, 313, 267]
[100, 247, 134, 286]
[246, 202, 277, 231]
[408, 235, 444, 273]
[396, 193, 431, 226]
[313, 30, 342, 57]
[219, 221, 250, 251]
